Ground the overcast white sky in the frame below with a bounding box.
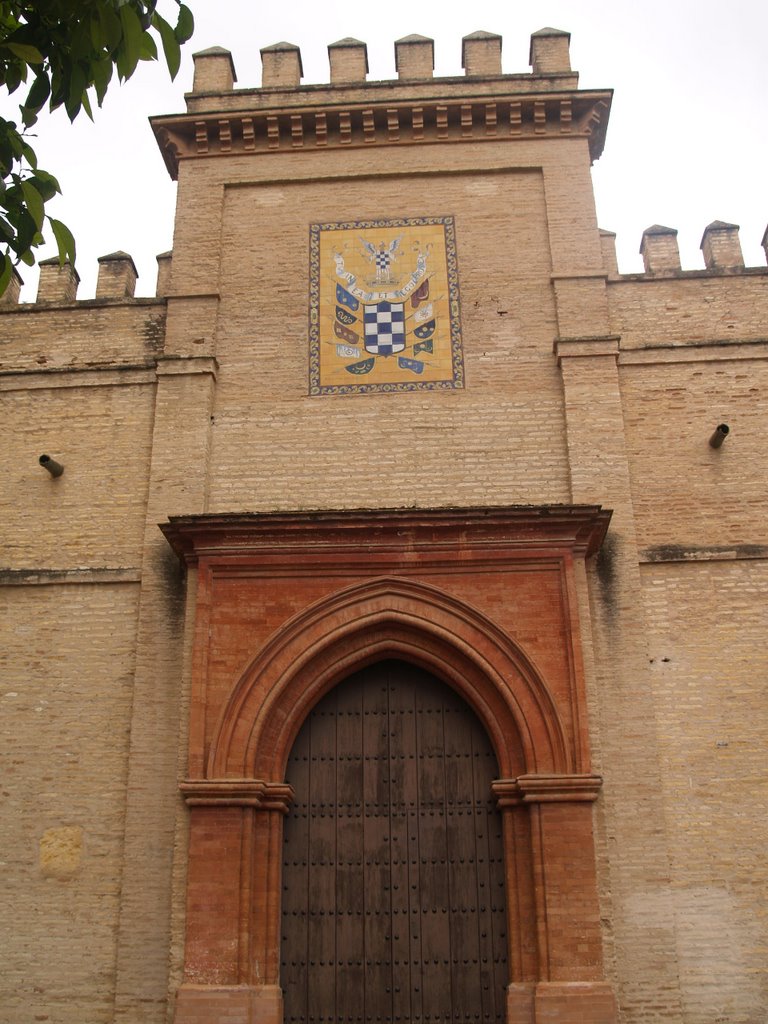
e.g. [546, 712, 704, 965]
[5, 0, 767, 300]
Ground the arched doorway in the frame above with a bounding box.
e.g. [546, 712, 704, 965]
[281, 659, 508, 1024]
[167, 508, 617, 1024]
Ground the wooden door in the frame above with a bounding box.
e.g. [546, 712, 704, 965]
[281, 659, 508, 1024]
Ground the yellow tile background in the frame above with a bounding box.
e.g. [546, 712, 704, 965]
[314, 219, 460, 390]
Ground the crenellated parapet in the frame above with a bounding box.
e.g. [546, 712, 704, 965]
[599, 220, 768, 278]
[151, 29, 611, 179]
[36, 255, 80, 303]
[0, 249, 169, 375]
[600, 219, 768, 356]
[0, 249, 171, 307]
[95, 251, 138, 299]
[700, 220, 744, 270]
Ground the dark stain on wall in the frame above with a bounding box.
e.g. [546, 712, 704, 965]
[595, 529, 618, 622]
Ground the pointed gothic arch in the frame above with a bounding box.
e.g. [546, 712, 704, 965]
[165, 507, 617, 1024]
[208, 575, 571, 782]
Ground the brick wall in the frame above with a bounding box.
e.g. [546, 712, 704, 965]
[2, 25, 767, 1024]
[208, 161, 571, 512]
[612, 265, 768, 1021]
[641, 561, 768, 1022]
[0, 582, 141, 1023]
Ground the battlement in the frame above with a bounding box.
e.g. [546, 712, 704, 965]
[0, 250, 170, 307]
[3, 28, 766, 313]
[151, 28, 611, 179]
[191, 28, 575, 95]
[4, 219, 768, 312]
[600, 220, 768, 278]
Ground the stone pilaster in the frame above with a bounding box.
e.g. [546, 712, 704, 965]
[174, 782, 292, 1024]
[555, 303, 684, 1016]
[112, 335, 218, 1020]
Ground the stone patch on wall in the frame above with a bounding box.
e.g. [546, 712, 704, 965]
[309, 215, 464, 395]
[39, 825, 83, 879]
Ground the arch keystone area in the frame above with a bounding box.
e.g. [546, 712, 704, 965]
[208, 574, 570, 780]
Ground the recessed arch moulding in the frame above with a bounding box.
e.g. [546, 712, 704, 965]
[161, 505, 618, 1024]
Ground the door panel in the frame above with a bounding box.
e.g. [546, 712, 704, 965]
[281, 659, 508, 1024]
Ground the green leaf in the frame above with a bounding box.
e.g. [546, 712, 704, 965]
[0, 253, 13, 297]
[49, 216, 76, 266]
[81, 89, 93, 121]
[20, 248, 35, 266]
[117, 4, 143, 80]
[49, 64, 64, 109]
[20, 106, 38, 128]
[92, 57, 113, 106]
[8, 131, 24, 158]
[99, 5, 123, 53]
[175, 5, 195, 44]
[20, 179, 44, 230]
[30, 171, 60, 201]
[31, 169, 60, 192]
[90, 8, 104, 51]
[65, 64, 87, 120]
[20, 141, 38, 169]
[24, 71, 51, 117]
[140, 32, 158, 61]
[0, 128, 14, 174]
[5, 42, 44, 64]
[152, 11, 180, 80]
[4, 61, 23, 94]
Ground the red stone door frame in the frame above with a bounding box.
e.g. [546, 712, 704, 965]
[161, 506, 618, 1024]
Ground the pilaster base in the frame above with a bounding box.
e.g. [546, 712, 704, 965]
[174, 984, 283, 1024]
[508, 981, 617, 1023]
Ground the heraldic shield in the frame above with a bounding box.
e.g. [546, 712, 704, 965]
[363, 301, 406, 355]
[309, 215, 465, 395]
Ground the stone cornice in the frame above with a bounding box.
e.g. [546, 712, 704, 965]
[152, 88, 611, 179]
[0, 363, 155, 390]
[180, 779, 294, 811]
[160, 504, 612, 566]
[0, 296, 165, 315]
[555, 335, 621, 361]
[155, 354, 219, 379]
[0, 567, 141, 586]
[619, 339, 768, 365]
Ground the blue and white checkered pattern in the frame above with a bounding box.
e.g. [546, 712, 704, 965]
[363, 301, 406, 355]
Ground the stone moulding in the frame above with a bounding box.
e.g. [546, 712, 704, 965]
[160, 504, 613, 784]
[179, 779, 293, 811]
[180, 774, 603, 809]
[151, 90, 611, 178]
[160, 503, 611, 565]
[493, 773, 603, 806]
[205, 572, 570, 780]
